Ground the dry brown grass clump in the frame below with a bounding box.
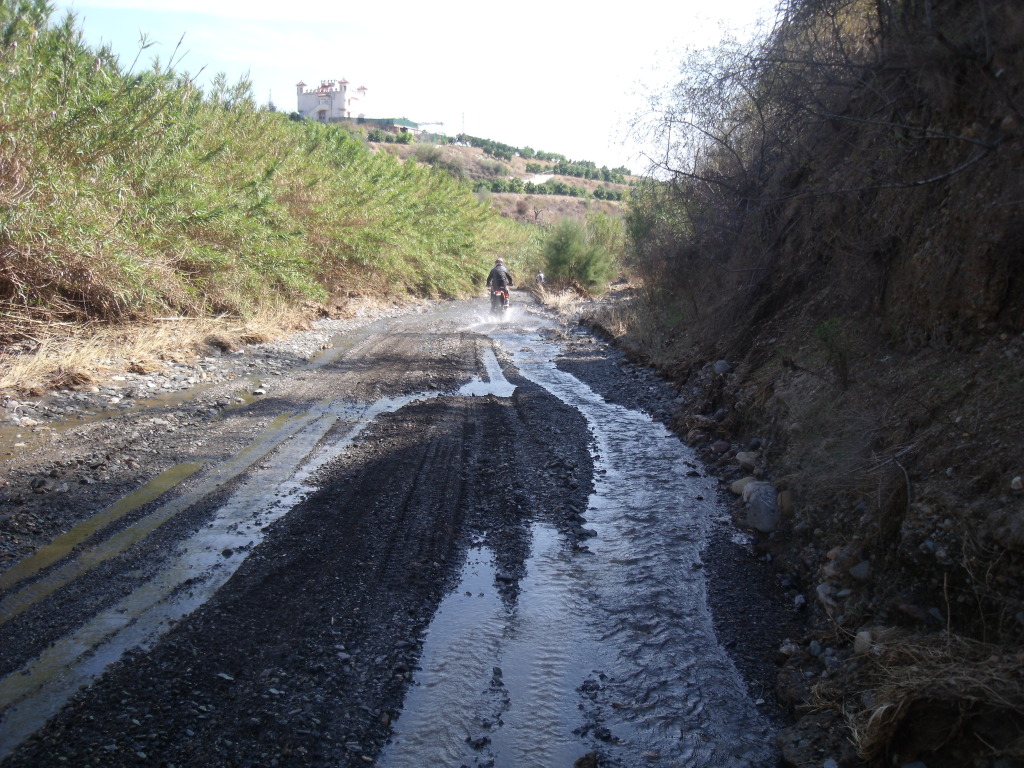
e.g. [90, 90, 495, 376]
[535, 286, 584, 317]
[0, 308, 310, 394]
[837, 633, 1024, 765]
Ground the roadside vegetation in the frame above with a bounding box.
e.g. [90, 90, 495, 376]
[540, 214, 622, 293]
[0, 1, 533, 387]
[596, 0, 1024, 764]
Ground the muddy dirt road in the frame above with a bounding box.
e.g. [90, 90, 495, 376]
[0, 299, 791, 767]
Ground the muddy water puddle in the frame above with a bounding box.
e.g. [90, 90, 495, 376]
[382, 328, 775, 767]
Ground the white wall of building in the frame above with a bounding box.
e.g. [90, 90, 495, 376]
[295, 79, 367, 122]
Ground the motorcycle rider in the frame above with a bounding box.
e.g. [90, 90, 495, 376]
[486, 258, 514, 310]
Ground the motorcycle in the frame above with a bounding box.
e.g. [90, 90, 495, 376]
[489, 287, 509, 315]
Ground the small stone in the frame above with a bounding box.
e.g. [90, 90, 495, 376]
[778, 640, 800, 656]
[712, 360, 732, 375]
[735, 451, 758, 470]
[729, 476, 756, 496]
[742, 482, 779, 532]
[711, 439, 731, 454]
[848, 560, 871, 581]
[854, 629, 872, 655]
[1011, 476, 1023, 491]
[817, 583, 838, 611]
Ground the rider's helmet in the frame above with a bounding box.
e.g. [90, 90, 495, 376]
[495, 258, 504, 265]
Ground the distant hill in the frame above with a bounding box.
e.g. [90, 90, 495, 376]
[370, 140, 635, 225]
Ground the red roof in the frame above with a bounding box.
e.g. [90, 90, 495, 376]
[296, 80, 307, 86]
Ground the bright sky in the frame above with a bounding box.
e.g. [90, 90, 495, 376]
[54, 0, 777, 173]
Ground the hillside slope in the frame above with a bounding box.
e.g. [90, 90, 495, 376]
[596, 0, 1024, 765]
[374, 142, 633, 223]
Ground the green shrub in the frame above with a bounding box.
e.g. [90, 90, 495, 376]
[541, 216, 619, 293]
[413, 144, 444, 164]
[479, 159, 508, 177]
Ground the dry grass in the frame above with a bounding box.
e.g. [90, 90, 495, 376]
[0, 308, 310, 394]
[534, 286, 585, 320]
[581, 284, 695, 373]
[820, 632, 1024, 763]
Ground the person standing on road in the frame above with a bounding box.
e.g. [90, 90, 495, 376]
[486, 258, 514, 309]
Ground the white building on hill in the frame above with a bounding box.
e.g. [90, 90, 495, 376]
[295, 79, 368, 122]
